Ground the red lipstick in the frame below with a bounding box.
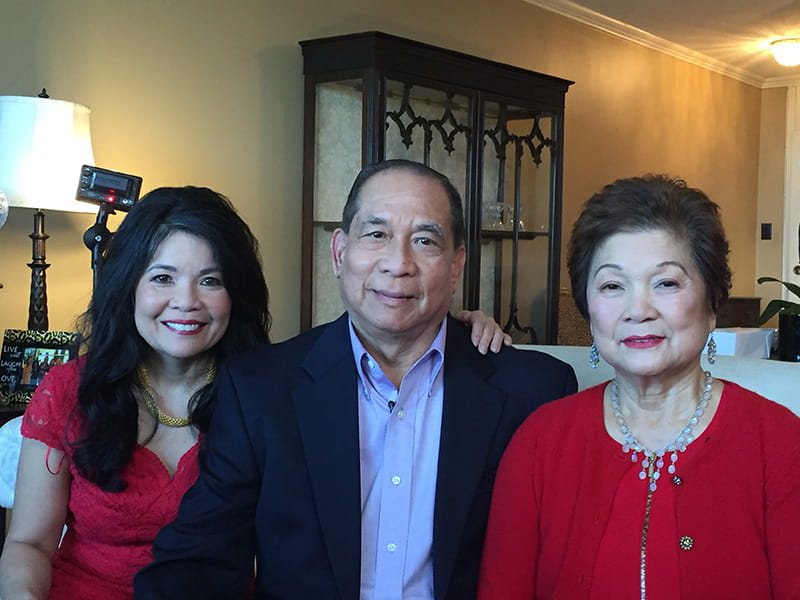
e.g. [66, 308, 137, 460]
[621, 335, 664, 349]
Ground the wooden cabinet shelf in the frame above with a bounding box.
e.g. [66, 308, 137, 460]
[481, 230, 549, 241]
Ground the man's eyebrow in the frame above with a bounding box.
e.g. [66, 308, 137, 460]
[415, 223, 444, 237]
[354, 215, 444, 237]
[358, 215, 386, 227]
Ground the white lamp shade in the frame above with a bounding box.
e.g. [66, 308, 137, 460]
[0, 95, 96, 213]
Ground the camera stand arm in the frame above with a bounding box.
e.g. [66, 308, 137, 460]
[83, 203, 116, 291]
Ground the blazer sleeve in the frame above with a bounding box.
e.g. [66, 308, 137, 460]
[518, 348, 577, 401]
[134, 363, 260, 600]
[556, 359, 578, 398]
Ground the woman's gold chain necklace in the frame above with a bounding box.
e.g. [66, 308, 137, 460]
[137, 364, 216, 428]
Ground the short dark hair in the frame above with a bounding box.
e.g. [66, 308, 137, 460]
[73, 186, 270, 491]
[341, 159, 465, 248]
[567, 174, 731, 320]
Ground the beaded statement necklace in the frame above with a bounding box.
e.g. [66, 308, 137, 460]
[611, 371, 714, 600]
[611, 371, 713, 492]
[137, 364, 216, 428]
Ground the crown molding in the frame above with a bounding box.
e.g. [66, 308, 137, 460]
[763, 75, 800, 88]
[523, 0, 796, 89]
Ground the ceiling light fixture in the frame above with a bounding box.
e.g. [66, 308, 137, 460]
[770, 37, 800, 67]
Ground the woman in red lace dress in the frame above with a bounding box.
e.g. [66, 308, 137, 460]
[0, 187, 271, 600]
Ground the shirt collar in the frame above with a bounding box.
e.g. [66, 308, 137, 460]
[348, 317, 447, 390]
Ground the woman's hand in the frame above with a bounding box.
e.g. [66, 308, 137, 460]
[455, 310, 512, 355]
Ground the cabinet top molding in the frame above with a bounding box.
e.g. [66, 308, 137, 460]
[300, 31, 573, 110]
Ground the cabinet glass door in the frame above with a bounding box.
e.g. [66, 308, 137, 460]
[311, 79, 363, 325]
[480, 99, 556, 343]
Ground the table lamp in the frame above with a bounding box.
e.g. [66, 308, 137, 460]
[0, 90, 96, 331]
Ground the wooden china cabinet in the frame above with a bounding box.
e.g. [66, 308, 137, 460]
[299, 31, 572, 343]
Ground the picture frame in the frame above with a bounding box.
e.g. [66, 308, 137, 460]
[0, 329, 80, 404]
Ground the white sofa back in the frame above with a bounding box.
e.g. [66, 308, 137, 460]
[517, 345, 800, 417]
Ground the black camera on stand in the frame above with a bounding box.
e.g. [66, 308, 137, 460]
[76, 165, 143, 289]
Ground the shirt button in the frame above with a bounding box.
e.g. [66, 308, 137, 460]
[396, 409, 406, 419]
[679, 536, 694, 551]
[367, 359, 376, 369]
[387, 543, 397, 552]
[391, 475, 401, 485]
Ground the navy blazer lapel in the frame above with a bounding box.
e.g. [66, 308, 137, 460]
[433, 317, 506, 599]
[293, 315, 362, 600]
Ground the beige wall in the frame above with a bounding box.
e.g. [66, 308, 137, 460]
[0, 0, 764, 341]
[756, 87, 787, 326]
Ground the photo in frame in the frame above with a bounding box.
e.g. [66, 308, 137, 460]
[0, 329, 80, 404]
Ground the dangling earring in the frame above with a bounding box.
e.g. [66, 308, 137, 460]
[706, 333, 717, 364]
[590, 342, 600, 369]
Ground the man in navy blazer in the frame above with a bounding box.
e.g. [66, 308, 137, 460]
[135, 159, 577, 599]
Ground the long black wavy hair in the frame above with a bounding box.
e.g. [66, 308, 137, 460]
[72, 186, 270, 492]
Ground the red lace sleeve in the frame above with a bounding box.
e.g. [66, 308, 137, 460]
[21, 359, 83, 453]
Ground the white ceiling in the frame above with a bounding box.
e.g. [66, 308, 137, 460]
[526, 0, 800, 87]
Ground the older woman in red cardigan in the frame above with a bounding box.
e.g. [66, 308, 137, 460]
[478, 175, 800, 600]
